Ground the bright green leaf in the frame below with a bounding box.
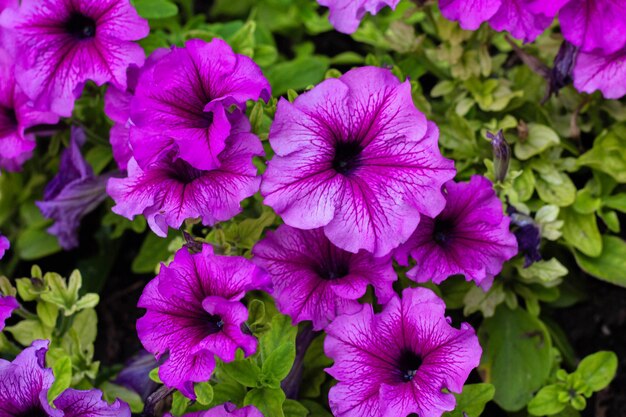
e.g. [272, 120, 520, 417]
[443, 383, 495, 417]
[574, 236, 626, 287]
[47, 357, 72, 402]
[244, 387, 286, 417]
[515, 124, 560, 160]
[575, 351, 618, 392]
[528, 385, 568, 416]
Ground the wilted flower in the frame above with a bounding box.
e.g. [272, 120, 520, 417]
[0, 340, 130, 417]
[261, 67, 455, 257]
[507, 204, 542, 267]
[0, 50, 59, 172]
[394, 176, 518, 290]
[5, 0, 149, 116]
[129, 38, 271, 171]
[0, 294, 18, 331]
[317, 0, 400, 34]
[170, 403, 263, 417]
[137, 245, 270, 399]
[324, 287, 482, 417]
[37, 128, 109, 250]
[107, 121, 263, 238]
[253, 225, 396, 330]
[487, 130, 510, 183]
[114, 350, 163, 401]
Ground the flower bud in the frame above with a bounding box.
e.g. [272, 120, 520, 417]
[487, 130, 511, 183]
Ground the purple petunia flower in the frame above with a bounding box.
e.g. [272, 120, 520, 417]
[107, 119, 263, 238]
[439, 0, 560, 42]
[137, 244, 270, 399]
[5, 0, 149, 116]
[36, 127, 109, 250]
[0, 294, 18, 331]
[394, 176, 518, 290]
[324, 287, 482, 417]
[573, 49, 626, 99]
[104, 49, 169, 171]
[253, 225, 396, 330]
[169, 403, 263, 417]
[317, 0, 400, 34]
[0, 340, 131, 417]
[0, 49, 59, 172]
[129, 38, 271, 171]
[261, 67, 455, 257]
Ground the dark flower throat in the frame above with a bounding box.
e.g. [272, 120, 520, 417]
[433, 218, 454, 246]
[66, 13, 97, 39]
[207, 314, 224, 334]
[16, 406, 48, 417]
[332, 141, 363, 175]
[398, 349, 423, 382]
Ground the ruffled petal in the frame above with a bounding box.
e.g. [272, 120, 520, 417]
[573, 48, 626, 99]
[54, 388, 131, 417]
[439, 0, 502, 30]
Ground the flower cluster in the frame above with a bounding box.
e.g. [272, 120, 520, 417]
[438, 0, 626, 99]
[0, 340, 130, 417]
[108, 38, 271, 237]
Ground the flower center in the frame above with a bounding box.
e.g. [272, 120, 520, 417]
[194, 111, 214, 129]
[207, 314, 224, 334]
[65, 13, 97, 39]
[433, 218, 454, 246]
[167, 158, 205, 184]
[15, 406, 49, 417]
[397, 349, 423, 382]
[0, 107, 18, 136]
[314, 259, 350, 281]
[332, 141, 363, 175]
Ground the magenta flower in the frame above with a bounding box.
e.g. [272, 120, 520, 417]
[325, 287, 481, 417]
[394, 176, 518, 290]
[37, 128, 109, 250]
[0, 50, 59, 172]
[559, 0, 626, 55]
[253, 225, 396, 330]
[0, 340, 130, 417]
[0, 294, 18, 331]
[0, 232, 9, 259]
[104, 49, 169, 171]
[439, 0, 561, 42]
[317, 0, 400, 34]
[137, 245, 270, 399]
[170, 403, 263, 417]
[261, 67, 455, 257]
[573, 49, 626, 99]
[129, 39, 271, 171]
[6, 0, 149, 116]
[107, 121, 263, 238]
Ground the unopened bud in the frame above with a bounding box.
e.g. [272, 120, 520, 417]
[487, 130, 510, 183]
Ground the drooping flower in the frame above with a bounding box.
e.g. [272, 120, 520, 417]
[0, 49, 59, 172]
[129, 38, 271, 171]
[559, 0, 626, 55]
[104, 49, 169, 171]
[261, 66, 455, 257]
[107, 119, 263, 238]
[394, 175, 518, 290]
[438, 0, 561, 42]
[324, 287, 482, 417]
[0, 294, 18, 331]
[253, 225, 396, 330]
[317, 0, 400, 34]
[169, 403, 263, 417]
[5, 0, 149, 116]
[507, 204, 542, 267]
[0, 340, 131, 417]
[0, 232, 9, 259]
[572, 49, 626, 99]
[37, 127, 109, 250]
[137, 244, 270, 399]
[114, 350, 163, 401]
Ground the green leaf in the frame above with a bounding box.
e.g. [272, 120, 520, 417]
[244, 387, 286, 417]
[478, 305, 553, 411]
[170, 390, 189, 416]
[535, 171, 577, 207]
[16, 228, 61, 260]
[6, 319, 50, 346]
[560, 208, 602, 257]
[131, 233, 173, 274]
[100, 382, 144, 413]
[75, 293, 100, 311]
[221, 357, 262, 387]
[575, 351, 618, 392]
[574, 236, 626, 287]
[283, 399, 309, 417]
[517, 258, 568, 286]
[47, 356, 72, 402]
[515, 124, 560, 160]
[577, 123, 626, 183]
[133, 0, 178, 19]
[463, 282, 506, 317]
[70, 308, 98, 347]
[260, 314, 298, 361]
[528, 385, 568, 416]
[604, 193, 626, 213]
[443, 383, 495, 417]
[262, 342, 296, 386]
[36, 302, 59, 329]
[195, 382, 214, 405]
[266, 57, 330, 96]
